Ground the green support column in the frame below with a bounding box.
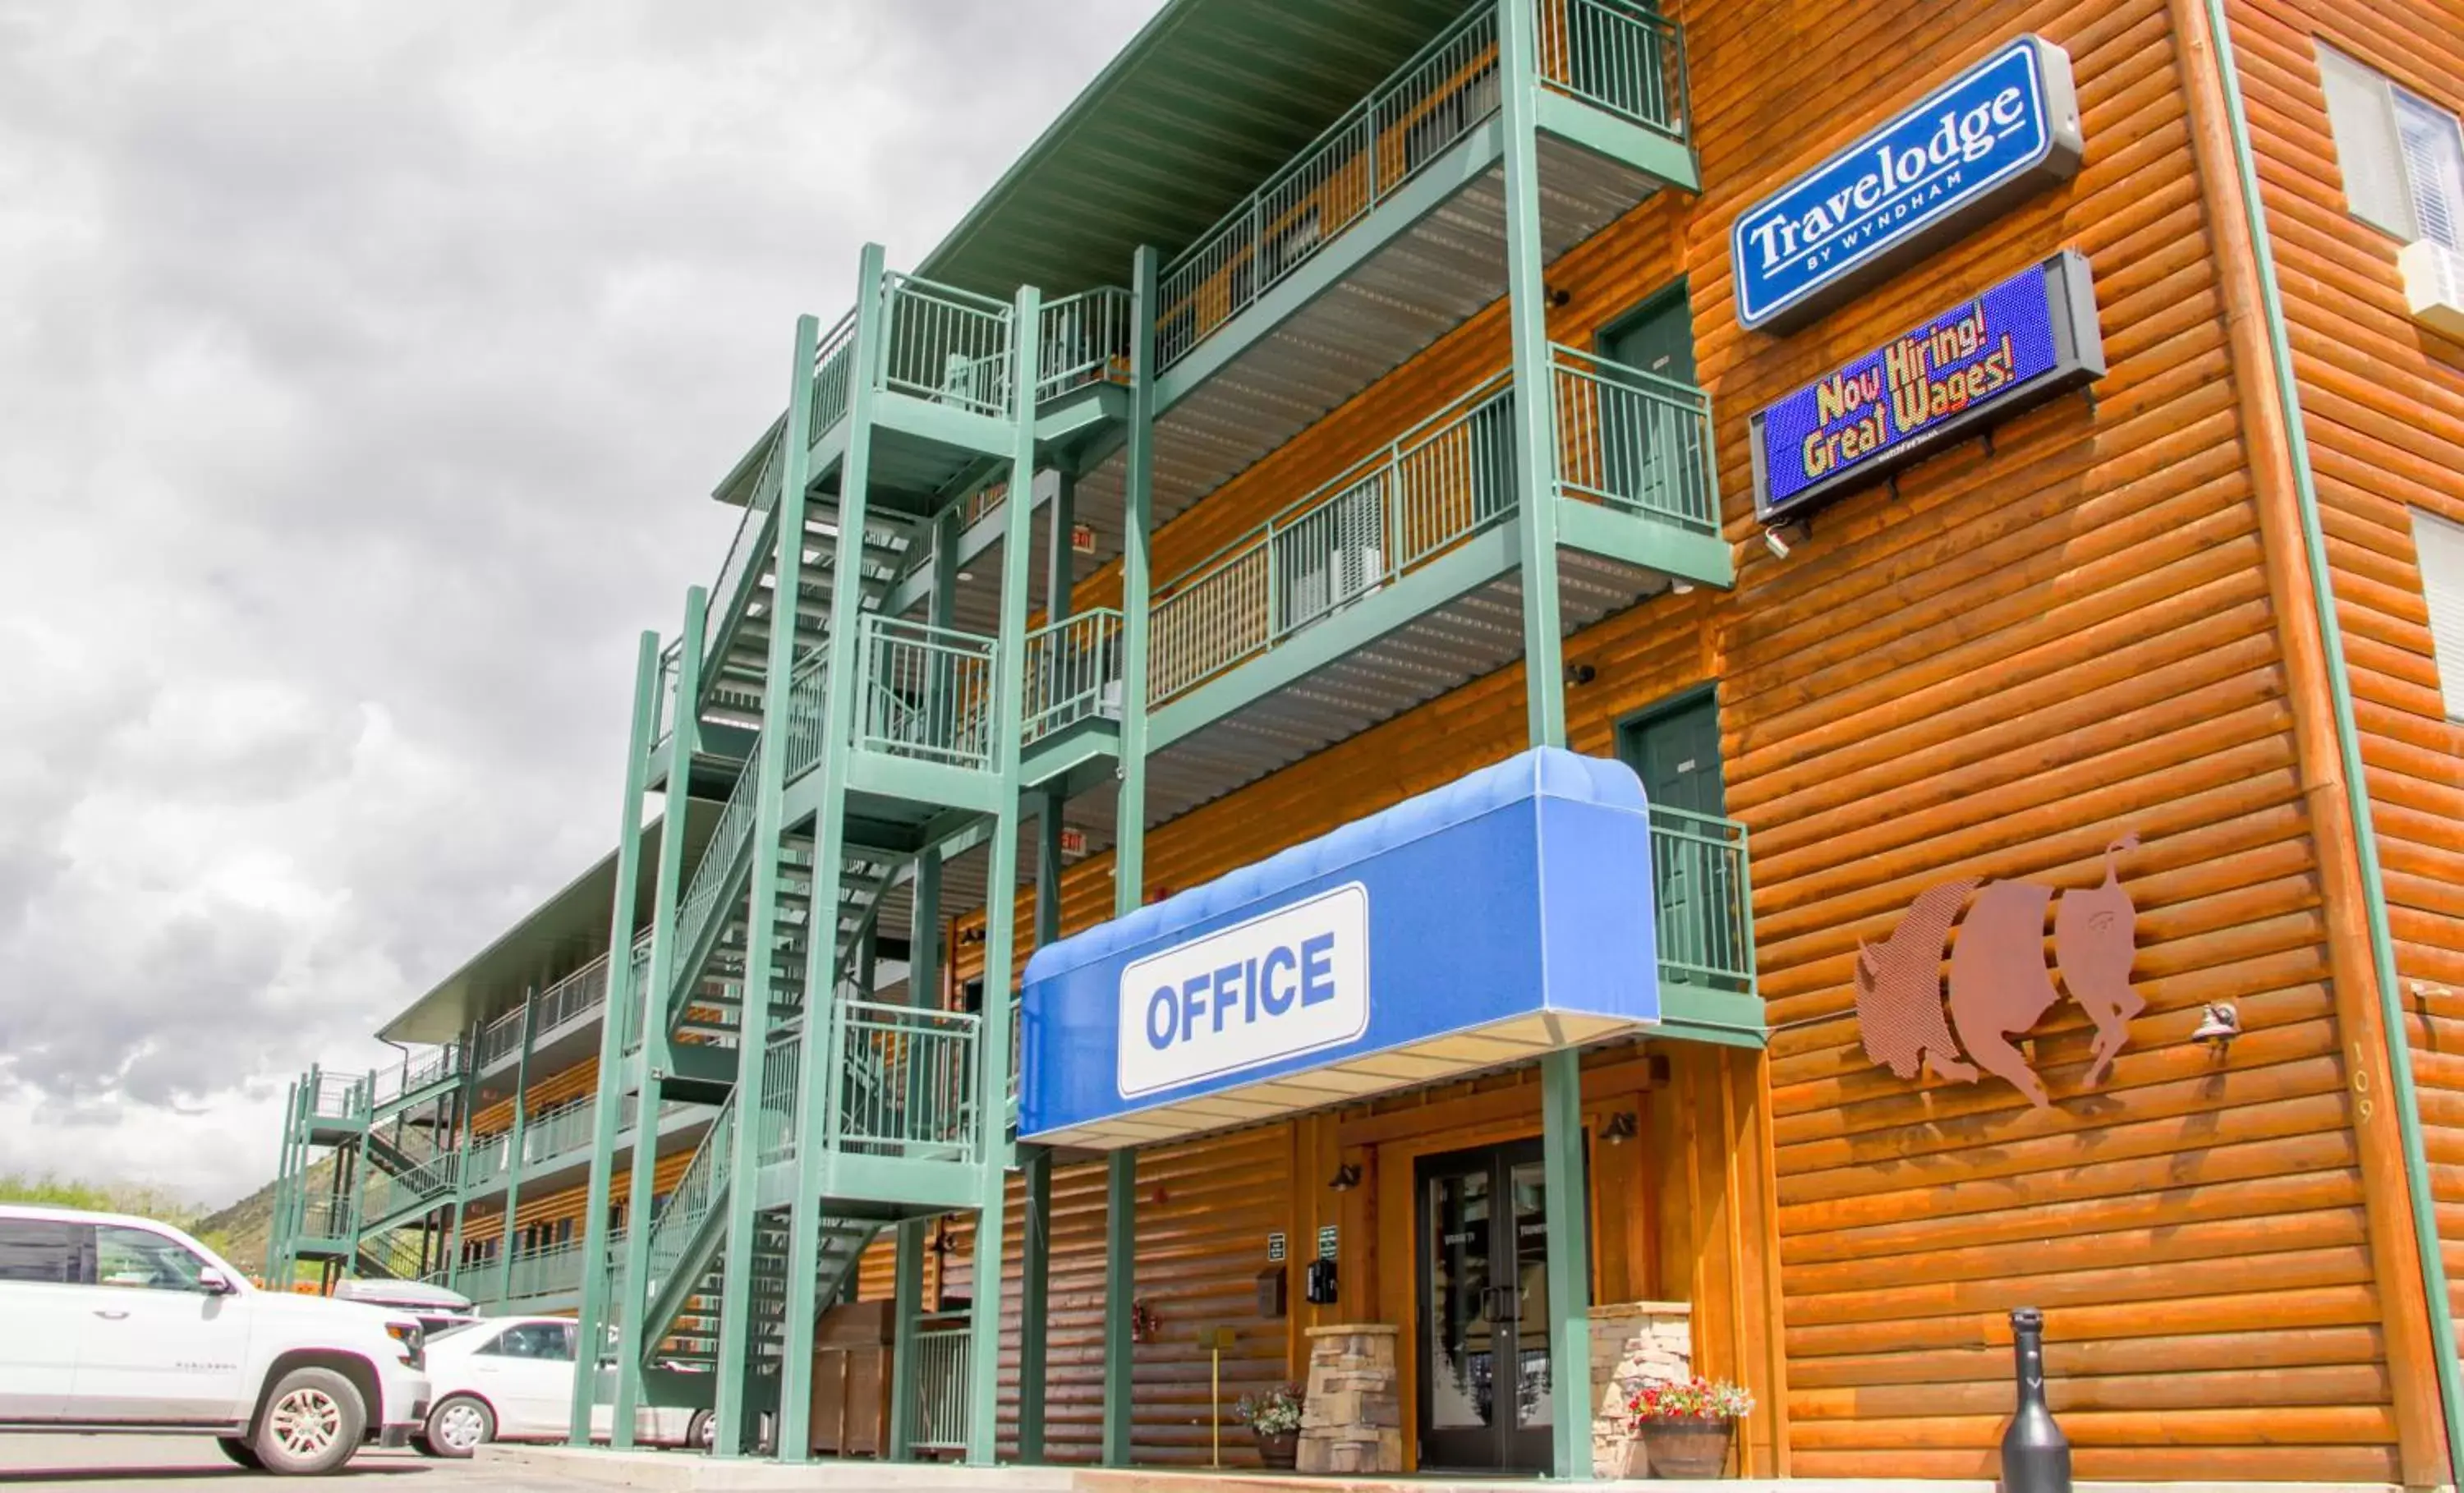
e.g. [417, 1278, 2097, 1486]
[1498, 0, 1567, 751]
[716, 297, 827, 1460]
[569, 630, 663, 1442]
[1015, 455, 1076, 1466]
[964, 280, 1042, 1468]
[1500, 5, 1588, 1475]
[779, 255, 880, 1462]
[614, 590, 706, 1448]
[270, 1080, 298, 1284]
[443, 1020, 480, 1294]
[1538, 1047, 1593, 1480]
[1102, 243, 1159, 1471]
[497, 985, 541, 1309]
[886, 1216, 928, 1461]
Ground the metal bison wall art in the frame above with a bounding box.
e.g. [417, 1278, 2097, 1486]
[1853, 834, 2143, 1108]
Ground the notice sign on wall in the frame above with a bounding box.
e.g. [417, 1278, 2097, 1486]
[1750, 251, 2104, 525]
[1731, 35, 2083, 332]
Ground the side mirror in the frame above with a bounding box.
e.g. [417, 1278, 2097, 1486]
[197, 1267, 238, 1295]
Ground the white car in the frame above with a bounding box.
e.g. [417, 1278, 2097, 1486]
[0, 1204, 432, 1475]
[414, 1315, 704, 1458]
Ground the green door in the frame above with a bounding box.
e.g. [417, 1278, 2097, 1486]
[1621, 693, 1737, 989]
[1595, 286, 1700, 525]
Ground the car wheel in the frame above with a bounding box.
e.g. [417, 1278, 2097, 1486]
[424, 1394, 495, 1460]
[685, 1408, 714, 1453]
[253, 1366, 366, 1476]
[216, 1436, 264, 1470]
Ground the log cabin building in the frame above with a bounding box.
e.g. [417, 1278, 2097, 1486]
[268, 0, 2464, 1482]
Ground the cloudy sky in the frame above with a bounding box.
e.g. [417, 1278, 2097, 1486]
[0, 0, 1157, 1207]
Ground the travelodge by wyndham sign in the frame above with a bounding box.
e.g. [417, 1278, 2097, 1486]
[1731, 36, 2085, 332]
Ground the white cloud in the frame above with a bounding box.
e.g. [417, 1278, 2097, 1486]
[0, 0, 1159, 1206]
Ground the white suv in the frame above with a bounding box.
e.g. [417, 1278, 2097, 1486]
[0, 1205, 433, 1475]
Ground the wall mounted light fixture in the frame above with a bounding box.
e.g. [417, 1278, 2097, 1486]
[1600, 1111, 1639, 1145]
[1327, 1163, 1362, 1192]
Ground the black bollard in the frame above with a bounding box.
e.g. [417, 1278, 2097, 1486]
[2001, 1307, 2071, 1493]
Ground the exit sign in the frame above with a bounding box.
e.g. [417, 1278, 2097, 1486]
[1059, 828, 1087, 857]
[1072, 523, 1098, 555]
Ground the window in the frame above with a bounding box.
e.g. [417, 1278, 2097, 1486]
[0, 1219, 84, 1284]
[94, 1225, 209, 1291]
[482, 1321, 575, 1362]
[2319, 45, 2464, 247]
[2414, 507, 2464, 720]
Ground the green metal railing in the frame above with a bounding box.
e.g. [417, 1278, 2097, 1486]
[1157, 2, 1501, 369]
[361, 1150, 460, 1225]
[1550, 343, 1717, 534]
[808, 310, 861, 439]
[1149, 370, 1515, 702]
[878, 273, 1017, 420]
[1147, 350, 1714, 705]
[855, 616, 997, 771]
[1023, 609, 1125, 743]
[1648, 806, 1754, 995]
[830, 999, 980, 1165]
[907, 1325, 972, 1454]
[783, 648, 832, 779]
[643, 1093, 736, 1306]
[294, 1192, 349, 1242]
[1037, 287, 1133, 402]
[756, 1039, 802, 1167]
[1534, 0, 1688, 136]
[365, 1044, 461, 1117]
[307, 1072, 365, 1124]
[670, 737, 767, 1018]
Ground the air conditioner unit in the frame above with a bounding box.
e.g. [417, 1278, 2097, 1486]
[1286, 545, 1385, 628]
[2398, 240, 2464, 339]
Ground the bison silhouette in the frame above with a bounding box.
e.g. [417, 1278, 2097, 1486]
[1853, 835, 2142, 1107]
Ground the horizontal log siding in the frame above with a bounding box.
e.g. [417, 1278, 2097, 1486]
[924, 0, 2438, 1478]
[2227, 0, 2464, 1340]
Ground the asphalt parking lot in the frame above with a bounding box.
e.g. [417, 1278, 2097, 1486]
[0, 1436, 599, 1491]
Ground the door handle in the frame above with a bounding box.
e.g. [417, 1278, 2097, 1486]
[92, 1309, 129, 1321]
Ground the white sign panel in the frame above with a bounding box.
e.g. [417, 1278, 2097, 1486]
[1115, 883, 1369, 1099]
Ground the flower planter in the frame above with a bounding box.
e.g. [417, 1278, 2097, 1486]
[1636, 1417, 1734, 1479]
[1254, 1429, 1299, 1469]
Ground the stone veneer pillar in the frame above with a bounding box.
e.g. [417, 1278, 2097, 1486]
[1588, 1301, 1694, 1478]
[1298, 1323, 1403, 1473]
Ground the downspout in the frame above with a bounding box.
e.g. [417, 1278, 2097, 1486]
[2187, 0, 2464, 1480]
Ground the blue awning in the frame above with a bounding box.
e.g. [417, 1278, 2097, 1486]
[1019, 748, 1662, 1149]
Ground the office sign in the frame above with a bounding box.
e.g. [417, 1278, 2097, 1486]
[1018, 749, 1665, 1148]
[1751, 252, 2103, 524]
[1731, 36, 2083, 332]
[1117, 884, 1370, 1098]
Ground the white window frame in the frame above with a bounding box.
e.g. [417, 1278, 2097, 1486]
[2317, 44, 2464, 249]
[2412, 507, 2464, 723]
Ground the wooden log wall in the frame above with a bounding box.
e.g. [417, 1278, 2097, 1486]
[927, 0, 2464, 1479]
[2229, 0, 2464, 1349]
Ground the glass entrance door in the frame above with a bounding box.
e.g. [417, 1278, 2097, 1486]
[1417, 1139, 1556, 1472]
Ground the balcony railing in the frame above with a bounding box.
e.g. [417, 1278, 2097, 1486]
[854, 616, 997, 772]
[1146, 350, 1715, 706]
[1534, 0, 1688, 136]
[879, 273, 1017, 420]
[1150, 370, 1514, 703]
[365, 1044, 461, 1115]
[1649, 806, 1755, 995]
[294, 1192, 349, 1240]
[361, 1151, 460, 1224]
[831, 999, 980, 1165]
[809, 309, 860, 442]
[1157, 2, 1501, 370]
[306, 1072, 364, 1123]
[1023, 609, 1124, 745]
[1550, 343, 1717, 534]
[1037, 288, 1133, 402]
[908, 1325, 972, 1455]
[756, 1039, 802, 1167]
[671, 735, 766, 1015]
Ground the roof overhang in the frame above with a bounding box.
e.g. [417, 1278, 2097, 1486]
[916, 0, 1476, 297]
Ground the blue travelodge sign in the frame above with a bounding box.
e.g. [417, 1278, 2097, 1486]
[1750, 251, 2104, 525]
[1731, 35, 2084, 333]
[1017, 750, 1665, 1150]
